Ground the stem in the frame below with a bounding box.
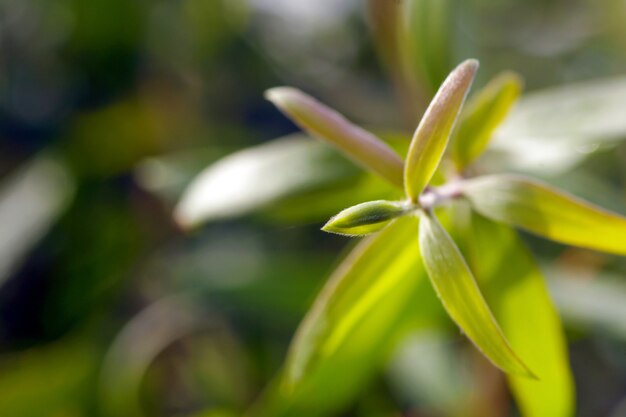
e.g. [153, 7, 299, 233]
[418, 179, 464, 210]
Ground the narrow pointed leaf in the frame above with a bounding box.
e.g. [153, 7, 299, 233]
[418, 212, 535, 378]
[265, 87, 404, 187]
[0, 154, 74, 287]
[404, 59, 478, 201]
[322, 200, 410, 236]
[461, 174, 626, 255]
[399, 0, 453, 96]
[173, 136, 362, 228]
[368, 0, 425, 126]
[452, 71, 523, 170]
[453, 206, 574, 417]
[492, 76, 626, 174]
[248, 216, 445, 417]
[287, 216, 428, 385]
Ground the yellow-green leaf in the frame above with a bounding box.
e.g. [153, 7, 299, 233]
[248, 216, 445, 417]
[456, 209, 574, 417]
[461, 174, 626, 255]
[286, 216, 428, 384]
[404, 59, 478, 201]
[451, 71, 523, 170]
[418, 211, 535, 378]
[321, 200, 410, 236]
[265, 87, 405, 188]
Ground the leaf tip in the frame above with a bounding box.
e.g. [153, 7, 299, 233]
[321, 200, 409, 237]
[264, 86, 299, 107]
[404, 59, 480, 200]
[452, 59, 479, 87]
[321, 213, 366, 237]
[320, 217, 341, 234]
[500, 70, 524, 88]
[461, 58, 480, 73]
[172, 200, 196, 233]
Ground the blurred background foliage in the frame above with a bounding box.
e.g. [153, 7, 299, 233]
[1, 0, 626, 416]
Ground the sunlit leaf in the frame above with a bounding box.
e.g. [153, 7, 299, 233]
[491, 76, 626, 174]
[248, 217, 445, 417]
[286, 216, 427, 384]
[451, 71, 523, 170]
[454, 207, 574, 417]
[322, 200, 410, 236]
[135, 147, 230, 204]
[265, 87, 404, 187]
[174, 136, 360, 228]
[171, 132, 411, 228]
[262, 174, 399, 224]
[0, 154, 74, 288]
[461, 174, 626, 255]
[418, 212, 535, 378]
[404, 59, 478, 201]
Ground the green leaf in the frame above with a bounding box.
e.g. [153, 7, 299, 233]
[404, 59, 478, 201]
[451, 71, 523, 170]
[491, 76, 626, 174]
[399, 0, 453, 96]
[247, 216, 445, 417]
[261, 174, 399, 224]
[368, 0, 424, 126]
[461, 174, 626, 255]
[454, 207, 574, 417]
[265, 87, 404, 187]
[286, 216, 429, 385]
[418, 211, 535, 378]
[174, 136, 361, 228]
[322, 200, 411, 236]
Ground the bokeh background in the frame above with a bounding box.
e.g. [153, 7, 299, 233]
[1, 0, 626, 416]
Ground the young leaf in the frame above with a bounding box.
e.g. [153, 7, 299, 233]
[322, 200, 410, 236]
[404, 59, 478, 201]
[265, 87, 405, 188]
[451, 71, 523, 170]
[418, 212, 535, 378]
[454, 207, 574, 417]
[461, 174, 626, 255]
